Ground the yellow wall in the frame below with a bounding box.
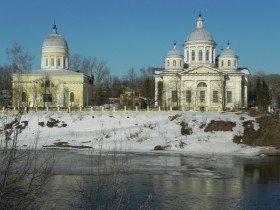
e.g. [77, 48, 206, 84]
[12, 72, 93, 107]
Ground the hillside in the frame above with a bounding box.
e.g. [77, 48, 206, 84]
[1, 111, 278, 156]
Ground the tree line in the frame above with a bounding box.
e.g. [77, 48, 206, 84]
[1, 43, 280, 110]
[248, 71, 280, 111]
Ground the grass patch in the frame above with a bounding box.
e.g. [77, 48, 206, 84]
[43, 141, 92, 149]
[154, 145, 171, 150]
[168, 114, 181, 121]
[180, 121, 192, 135]
[234, 115, 280, 148]
[205, 120, 236, 132]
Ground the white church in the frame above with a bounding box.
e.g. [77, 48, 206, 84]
[154, 14, 250, 111]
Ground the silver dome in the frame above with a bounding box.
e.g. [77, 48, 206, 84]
[186, 28, 215, 43]
[42, 25, 68, 49]
[166, 43, 183, 58]
[220, 44, 238, 58]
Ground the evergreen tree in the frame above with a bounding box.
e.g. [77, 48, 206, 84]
[255, 77, 271, 111]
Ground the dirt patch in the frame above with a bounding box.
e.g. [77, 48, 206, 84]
[154, 145, 171, 150]
[205, 120, 236, 132]
[180, 121, 192, 135]
[1, 118, 29, 140]
[43, 141, 92, 149]
[38, 118, 67, 128]
[234, 115, 280, 148]
[169, 114, 181, 121]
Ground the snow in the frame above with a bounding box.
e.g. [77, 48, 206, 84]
[0, 111, 268, 155]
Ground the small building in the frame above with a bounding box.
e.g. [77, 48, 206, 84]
[154, 14, 250, 111]
[12, 25, 93, 108]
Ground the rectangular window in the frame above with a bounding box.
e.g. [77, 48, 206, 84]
[51, 58, 54, 66]
[45, 58, 48, 67]
[43, 94, 52, 102]
[213, 91, 218, 103]
[200, 91, 205, 102]
[167, 60, 170, 67]
[173, 60, 176, 67]
[228, 60, 231, 67]
[227, 91, 232, 103]
[57, 58, 61, 67]
[172, 91, 177, 102]
[186, 90, 191, 102]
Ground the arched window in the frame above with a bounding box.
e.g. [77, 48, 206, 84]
[221, 60, 224, 67]
[206, 50, 209, 61]
[70, 92, 75, 103]
[199, 50, 203, 61]
[197, 82, 207, 87]
[191, 50, 195, 61]
[173, 60, 176, 67]
[22, 92, 27, 102]
[41, 80, 54, 88]
[228, 60, 231, 67]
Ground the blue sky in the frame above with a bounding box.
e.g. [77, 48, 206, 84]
[0, 0, 279, 76]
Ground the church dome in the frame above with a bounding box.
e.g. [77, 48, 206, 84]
[185, 14, 216, 45]
[166, 45, 183, 58]
[220, 42, 238, 58]
[42, 24, 68, 49]
[186, 28, 215, 43]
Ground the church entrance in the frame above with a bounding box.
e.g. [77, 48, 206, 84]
[43, 94, 52, 107]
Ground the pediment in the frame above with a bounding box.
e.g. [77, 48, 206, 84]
[180, 66, 222, 75]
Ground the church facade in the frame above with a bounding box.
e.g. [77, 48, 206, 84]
[12, 25, 93, 108]
[154, 14, 250, 111]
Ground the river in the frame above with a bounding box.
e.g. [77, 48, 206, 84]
[36, 150, 280, 210]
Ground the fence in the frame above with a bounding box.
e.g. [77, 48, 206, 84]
[0, 105, 224, 113]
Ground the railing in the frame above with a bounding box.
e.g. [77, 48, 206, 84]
[0, 105, 226, 113]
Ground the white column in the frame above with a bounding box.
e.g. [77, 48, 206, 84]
[213, 49, 216, 64]
[244, 77, 248, 107]
[195, 46, 198, 63]
[244, 84, 248, 107]
[155, 80, 158, 107]
[204, 46, 206, 63]
[207, 80, 211, 108]
[180, 80, 184, 109]
[210, 47, 213, 65]
[165, 80, 169, 108]
[194, 80, 197, 108]
[236, 77, 240, 108]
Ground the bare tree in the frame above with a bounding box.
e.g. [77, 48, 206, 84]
[69, 54, 96, 76]
[0, 112, 53, 209]
[6, 42, 34, 74]
[92, 61, 111, 105]
[6, 43, 34, 108]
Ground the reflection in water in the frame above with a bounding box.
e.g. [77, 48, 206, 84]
[38, 152, 280, 210]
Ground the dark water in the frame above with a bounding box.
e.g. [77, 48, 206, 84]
[37, 150, 280, 210]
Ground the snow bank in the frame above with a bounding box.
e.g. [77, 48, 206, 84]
[1, 111, 266, 155]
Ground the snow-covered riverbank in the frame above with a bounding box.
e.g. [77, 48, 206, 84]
[1, 111, 272, 155]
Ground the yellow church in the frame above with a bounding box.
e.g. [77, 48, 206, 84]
[12, 24, 93, 108]
[154, 14, 250, 111]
